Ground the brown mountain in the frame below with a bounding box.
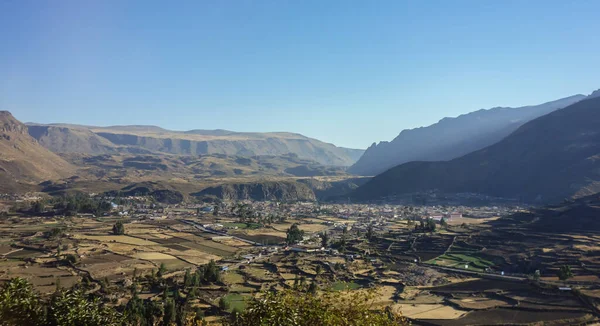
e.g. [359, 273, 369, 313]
[351, 93, 600, 203]
[349, 95, 585, 176]
[0, 111, 74, 191]
[27, 124, 363, 167]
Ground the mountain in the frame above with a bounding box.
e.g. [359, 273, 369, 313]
[27, 124, 363, 167]
[349, 94, 586, 176]
[351, 93, 600, 203]
[0, 112, 73, 191]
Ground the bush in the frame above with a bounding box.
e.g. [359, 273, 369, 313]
[226, 289, 407, 326]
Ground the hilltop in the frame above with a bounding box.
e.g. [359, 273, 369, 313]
[351, 94, 600, 203]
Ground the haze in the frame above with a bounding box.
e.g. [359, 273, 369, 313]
[1, 0, 600, 148]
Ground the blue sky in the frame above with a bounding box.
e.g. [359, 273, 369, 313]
[1, 0, 599, 149]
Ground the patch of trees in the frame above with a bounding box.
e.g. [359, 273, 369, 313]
[414, 218, 437, 233]
[286, 223, 304, 245]
[226, 288, 408, 326]
[49, 193, 113, 216]
[557, 265, 574, 281]
[113, 221, 125, 235]
[0, 277, 121, 326]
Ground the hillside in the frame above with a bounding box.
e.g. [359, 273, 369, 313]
[0, 112, 74, 191]
[61, 153, 348, 181]
[351, 94, 600, 203]
[349, 95, 585, 176]
[27, 123, 363, 166]
[191, 181, 317, 202]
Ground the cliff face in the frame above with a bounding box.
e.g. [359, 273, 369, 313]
[0, 112, 74, 191]
[27, 124, 364, 167]
[192, 181, 317, 202]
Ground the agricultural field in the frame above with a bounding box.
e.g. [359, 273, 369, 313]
[0, 216, 252, 294]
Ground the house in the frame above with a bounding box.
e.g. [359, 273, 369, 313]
[430, 215, 443, 221]
[449, 213, 463, 219]
[289, 245, 323, 253]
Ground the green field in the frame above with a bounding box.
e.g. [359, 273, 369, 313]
[330, 281, 361, 291]
[223, 293, 251, 312]
[427, 253, 495, 271]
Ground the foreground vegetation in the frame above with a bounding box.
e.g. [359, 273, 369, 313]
[0, 277, 407, 326]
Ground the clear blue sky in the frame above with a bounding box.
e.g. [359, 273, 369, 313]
[1, 0, 599, 149]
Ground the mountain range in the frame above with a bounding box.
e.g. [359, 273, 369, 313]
[349, 94, 586, 176]
[26, 123, 363, 167]
[351, 93, 600, 203]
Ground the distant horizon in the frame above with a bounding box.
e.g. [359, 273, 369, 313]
[2, 1, 600, 148]
[10, 89, 595, 150]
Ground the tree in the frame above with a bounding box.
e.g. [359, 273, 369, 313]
[286, 223, 305, 245]
[213, 205, 220, 216]
[63, 253, 78, 266]
[225, 289, 408, 326]
[202, 260, 222, 283]
[533, 269, 541, 281]
[219, 297, 231, 311]
[558, 265, 573, 281]
[440, 217, 448, 228]
[47, 288, 122, 325]
[184, 268, 192, 288]
[366, 223, 374, 241]
[163, 299, 176, 326]
[31, 201, 45, 214]
[315, 264, 322, 276]
[112, 221, 125, 235]
[0, 277, 45, 325]
[321, 232, 329, 248]
[158, 263, 168, 278]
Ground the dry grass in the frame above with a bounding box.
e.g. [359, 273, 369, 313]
[133, 252, 179, 260]
[394, 304, 467, 319]
[73, 234, 158, 246]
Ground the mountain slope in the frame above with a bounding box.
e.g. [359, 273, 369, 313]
[349, 95, 585, 176]
[351, 94, 600, 203]
[0, 112, 74, 191]
[27, 124, 363, 167]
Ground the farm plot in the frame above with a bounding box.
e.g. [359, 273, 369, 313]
[72, 234, 158, 246]
[398, 304, 467, 320]
[425, 308, 594, 325]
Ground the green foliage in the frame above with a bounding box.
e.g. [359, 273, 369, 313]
[225, 289, 408, 326]
[558, 265, 574, 281]
[31, 201, 45, 214]
[48, 288, 122, 325]
[163, 299, 177, 326]
[416, 218, 437, 233]
[0, 278, 122, 326]
[321, 231, 329, 248]
[112, 221, 125, 235]
[0, 277, 45, 325]
[366, 223, 374, 241]
[184, 268, 192, 288]
[440, 217, 448, 228]
[219, 297, 231, 311]
[51, 194, 112, 216]
[198, 260, 221, 284]
[286, 223, 305, 245]
[63, 254, 78, 265]
[158, 263, 168, 278]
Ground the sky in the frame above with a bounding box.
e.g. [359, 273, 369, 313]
[1, 0, 599, 149]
